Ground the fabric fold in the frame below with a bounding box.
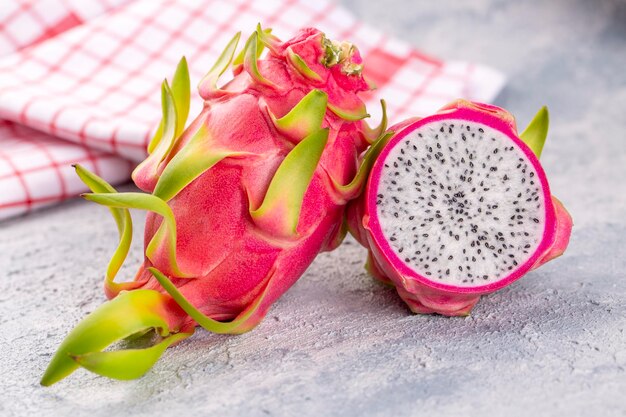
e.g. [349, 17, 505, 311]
[0, 0, 506, 220]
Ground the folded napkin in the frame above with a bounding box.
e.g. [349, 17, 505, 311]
[0, 0, 505, 221]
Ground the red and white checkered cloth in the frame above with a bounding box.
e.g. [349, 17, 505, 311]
[0, 0, 505, 221]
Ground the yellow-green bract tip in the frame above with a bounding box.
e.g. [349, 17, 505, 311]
[520, 106, 549, 159]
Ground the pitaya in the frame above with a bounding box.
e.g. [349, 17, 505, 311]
[41, 26, 388, 385]
[347, 100, 572, 316]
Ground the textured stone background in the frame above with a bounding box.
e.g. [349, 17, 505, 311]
[2, 0, 625, 416]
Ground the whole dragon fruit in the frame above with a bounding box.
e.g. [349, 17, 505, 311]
[347, 100, 572, 316]
[41, 26, 387, 385]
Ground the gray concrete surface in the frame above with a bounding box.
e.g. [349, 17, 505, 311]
[2, 0, 626, 415]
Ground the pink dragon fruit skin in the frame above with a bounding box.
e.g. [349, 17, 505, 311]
[347, 100, 573, 316]
[129, 28, 373, 333]
[41, 27, 386, 385]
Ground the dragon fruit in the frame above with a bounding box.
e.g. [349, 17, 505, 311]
[347, 100, 572, 316]
[41, 26, 388, 385]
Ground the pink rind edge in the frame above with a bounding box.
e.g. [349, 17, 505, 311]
[365, 106, 557, 295]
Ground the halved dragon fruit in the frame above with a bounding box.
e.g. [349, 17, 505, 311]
[347, 100, 572, 316]
[41, 26, 388, 385]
